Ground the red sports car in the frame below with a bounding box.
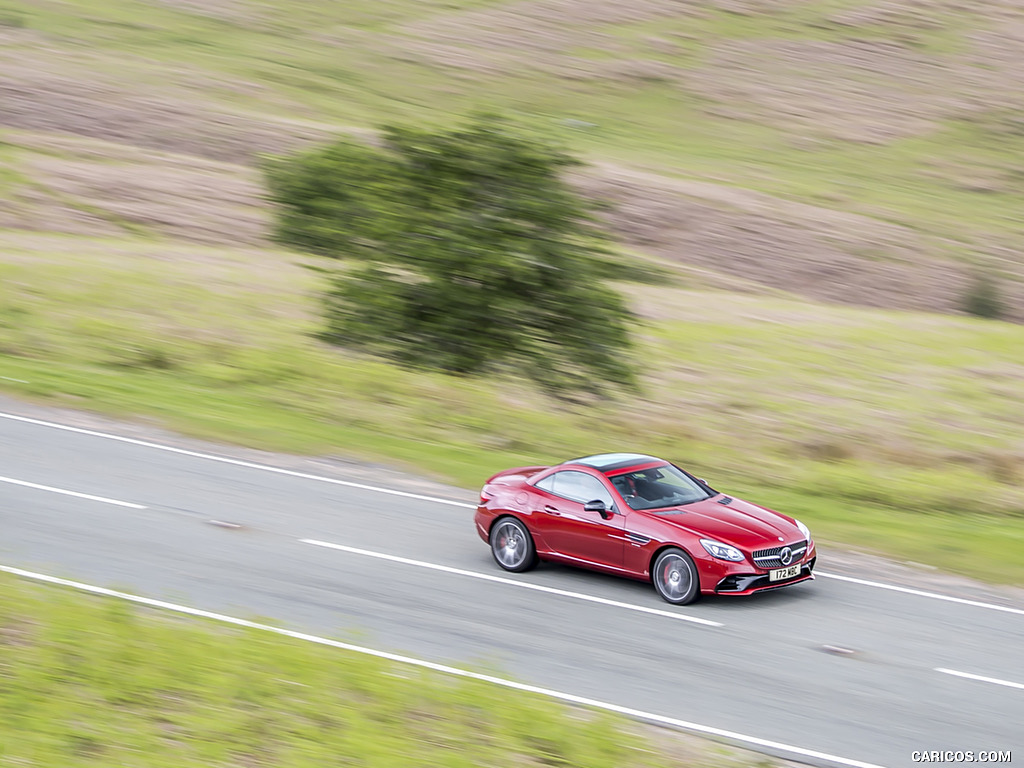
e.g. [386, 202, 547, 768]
[475, 453, 816, 604]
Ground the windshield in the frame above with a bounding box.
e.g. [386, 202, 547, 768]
[609, 464, 712, 511]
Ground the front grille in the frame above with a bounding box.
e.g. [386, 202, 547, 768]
[752, 540, 807, 569]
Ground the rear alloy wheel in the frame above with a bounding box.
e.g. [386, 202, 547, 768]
[490, 517, 537, 573]
[652, 548, 700, 605]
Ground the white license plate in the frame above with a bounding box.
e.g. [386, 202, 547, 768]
[770, 564, 801, 582]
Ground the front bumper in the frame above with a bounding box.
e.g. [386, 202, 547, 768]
[714, 556, 816, 595]
[694, 539, 817, 595]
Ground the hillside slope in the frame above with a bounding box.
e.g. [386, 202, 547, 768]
[1, 0, 1023, 317]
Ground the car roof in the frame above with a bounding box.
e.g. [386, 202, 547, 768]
[564, 453, 664, 473]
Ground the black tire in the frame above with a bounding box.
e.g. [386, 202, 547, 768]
[490, 517, 538, 573]
[652, 547, 700, 605]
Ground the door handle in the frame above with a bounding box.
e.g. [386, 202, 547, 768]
[543, 505, 562, 516]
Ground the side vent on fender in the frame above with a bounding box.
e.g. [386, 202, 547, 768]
[717, 496, 733, 505]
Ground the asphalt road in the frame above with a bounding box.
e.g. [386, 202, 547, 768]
[1, 406, 1021, 768]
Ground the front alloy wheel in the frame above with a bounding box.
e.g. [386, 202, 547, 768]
[652, 548, 700, 605]
[490, 517, 537, 573]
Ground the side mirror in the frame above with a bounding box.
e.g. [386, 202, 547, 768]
[584, 499, 614, 519]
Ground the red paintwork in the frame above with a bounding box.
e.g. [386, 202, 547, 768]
[475, 456, 816, 597]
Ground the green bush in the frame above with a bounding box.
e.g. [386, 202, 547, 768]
[264, 116, 636, 394]
[962, 271, 1005, 319]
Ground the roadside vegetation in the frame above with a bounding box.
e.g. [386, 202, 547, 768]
[3, 572, 762, 768]
[1, 236, 1022, 583]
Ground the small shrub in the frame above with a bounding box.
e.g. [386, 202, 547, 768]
[103, 340, 177, 371]
[986, 452, 1023, 485]
[798, 438, 857, 463]
[0, 11, 26, 28]
[962, 271, 1005, 320]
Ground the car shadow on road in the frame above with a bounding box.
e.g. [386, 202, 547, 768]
[529, 559, 821, 615]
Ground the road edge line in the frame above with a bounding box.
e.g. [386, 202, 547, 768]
[0, 563, 884, 768]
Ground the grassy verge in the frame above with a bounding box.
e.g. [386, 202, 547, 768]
[1, 235, 1022, 583]
[3, 572, 762, 768]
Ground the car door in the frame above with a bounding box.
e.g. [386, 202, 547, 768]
[531, 470, 625, 569]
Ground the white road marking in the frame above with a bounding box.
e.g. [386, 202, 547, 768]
[0, 474, 146, 509]
[301, 538, 722, 627]
[936, 668, 1024, 691]
[0, 564, 883, 768]
[0, 411, 474, 508]
[4, 410, 1022, 617]
[817, 572, 1024, 617]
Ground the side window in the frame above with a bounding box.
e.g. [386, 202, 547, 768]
[579, 474, 615, 508]
[535, 474, 556, 493]
[552, 471, 615, 507]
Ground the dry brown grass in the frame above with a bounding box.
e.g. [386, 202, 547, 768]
[0, 65, 328, 164]
[688, 39, 954, 144]
[395, 0, 691, 76]
[960, 21, 1024, 110]
[146, 0, 262, 24]
[827, 0, 948, 29]
[576, 164, 996, 317]
[0, 129, 272, 244]
[0, 183, 125, 237]
[25, 154, 269, 245]
[687, 0, 1024, 144]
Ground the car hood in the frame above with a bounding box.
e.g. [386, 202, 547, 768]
[655, 496, 802, 550]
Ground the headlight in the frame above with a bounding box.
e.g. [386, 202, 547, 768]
[795, 519, 811, 541]
[700, 539, 745, 562]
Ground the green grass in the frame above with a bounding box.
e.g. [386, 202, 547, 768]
[1, 235, 1023, 584]
[2, 572, 708, 768]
